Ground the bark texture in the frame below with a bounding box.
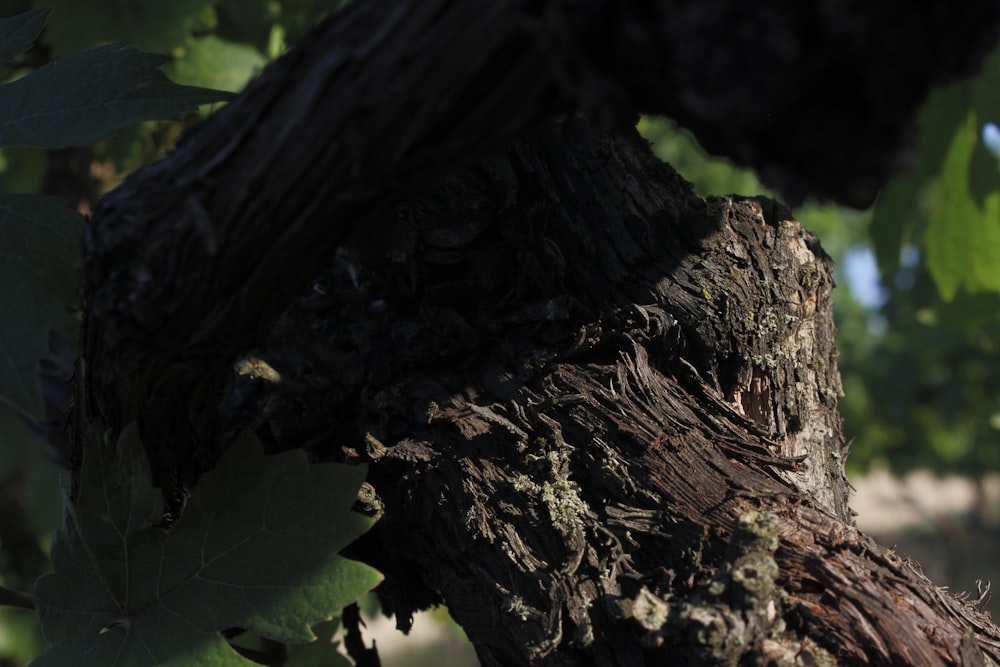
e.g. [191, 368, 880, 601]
[74, 1, 1000, 665]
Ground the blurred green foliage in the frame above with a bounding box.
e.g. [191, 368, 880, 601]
[0, 3, 346, 665]
[640, 40, 1000, 475]
[32, 427, 380, 667]
[872, 47, 1000, 299]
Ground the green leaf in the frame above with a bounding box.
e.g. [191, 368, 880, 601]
[29, 612, 251, 667]
[285, 620, 352, 667]
[873, 43, 1000, 286]
[0, 146, 47, 193]
[0, 404, 35, 481]
[0, 606, 48, 664]
[43, 0, 217, 56]
[166, 35, 267, 93]
[33, 426, 381, 666]
[870, 168, 920, 271]
[0, 403, 63, 539]
[870, 84, 969, 270]
[0, 8, 48, 66]
[218, 0, 279, 55]
[0, 195, 82, 419]
[0, 43, 230, 148]
[923, 111, 1000, 300]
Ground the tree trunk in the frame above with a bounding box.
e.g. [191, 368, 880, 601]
[75, 1, 1000, 665]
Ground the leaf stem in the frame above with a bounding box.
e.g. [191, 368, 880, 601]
[0, 585, 35, 610]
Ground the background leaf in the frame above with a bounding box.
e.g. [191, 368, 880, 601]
[33, 427, 382, 666]
[284, 619, 352, 667]
[924, 111, 1000, 300]
[0, 44, 230, 148]
[43, 0, 216, 56]
[0, 194, 81, 419]
[30, 614, 250, 667]
[872, 44, 1000, 297]
[165, 35, 267, 93]
[216, 0, 280, 55]
[0, 146, 46, 193]
[0, 8, 47, 65]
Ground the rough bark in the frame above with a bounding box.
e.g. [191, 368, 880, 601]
[259, 116, 1000, 666]
[73, 1, 1000, 665]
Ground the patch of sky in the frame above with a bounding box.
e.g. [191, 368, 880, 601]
[983, 122, 1000, 160]
[840, 245, 886, 309]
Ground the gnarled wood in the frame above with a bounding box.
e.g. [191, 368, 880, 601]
[250, 116, 1000, 665]
[75, 1, 1000, 665]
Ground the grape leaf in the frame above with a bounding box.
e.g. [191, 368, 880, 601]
[0, 195, 82, 419]
[165, 35, 267, 93]
[285, 619, 352, 667]
[872, 42, 1000, 291]
[0, 146, 47, 194]
[0, 8, 49, 66]
[43, 0, 217, 56]
[33, 425, 382, 666]
[0, 43, 231, 148]
[924, 111, 1000, 301]
[217, 0, 278, 56]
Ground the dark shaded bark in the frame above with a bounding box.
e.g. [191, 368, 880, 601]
[79, 0, 1000, 502]
[322, 117, 848, 665]
[258, 116, 1000, 666]
[73, 1, 1000, 665]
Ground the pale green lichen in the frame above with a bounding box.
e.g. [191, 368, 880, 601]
[624, 587, 670, 631]
[541, 478, 589, 535]
[601, 454, 621, 473]
[502, 595, 532, 622]
[749, 352, 783, 369]
[755, 308, 780, 336]
[463, 507, 479, 534]
[234, 356, 282, 383]
[512, 448, 591, 537]
[623, 513, 841, 666]
[513, 473, 538, 494]
[733, 511, 780, 555]
[539, 450, 590, 536]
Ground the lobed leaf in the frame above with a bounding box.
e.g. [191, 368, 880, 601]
[0, 8, 49, 66]
[43, 0, 216, 56]
[284, 619, 352, 667]
[33, 427, 382, 666]
[218, 0, 280, 55]
[165, 36, 267, 93]
[872, 43, 1000, 299]
[0, 195, 82, 419]
[0, 43, 231, 149]
[924, 111, 1000, 300]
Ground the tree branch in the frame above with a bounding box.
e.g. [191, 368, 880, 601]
[0, 585, 35, 611]
[73, 2, 1000, 665]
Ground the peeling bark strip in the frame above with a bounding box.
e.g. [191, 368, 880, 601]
[76, 1, 1000, 666]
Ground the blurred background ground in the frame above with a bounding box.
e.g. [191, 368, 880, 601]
[851, 469, 1000, 614]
